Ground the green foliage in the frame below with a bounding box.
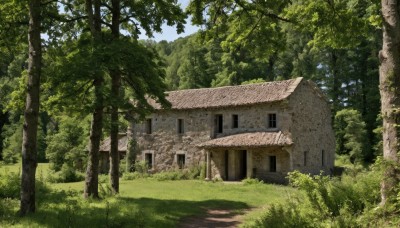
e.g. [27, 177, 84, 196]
[125, 138, 137, 172]
[152, 171, 189, 181]
[46, 116, 88, 172]
[284, 0, 371, 49]
[0, 171, 20, 198]
[133, 160, 150, 175]
[1, 118, 22, 164]
[253, 201, 316, 228]
[0, 169, 49, 199]
[241, 178, 264, 185]
[335, 109, 368, 163]
[241, 78, 267, 85]
[122, 172, 149, 180]
[255, 170, 382, 227]
[46, 164, 85, 183]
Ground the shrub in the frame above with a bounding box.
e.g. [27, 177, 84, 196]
[47, 164, 85, 183]
[152, 171, 188, 181]
[0, 172, 20, 198]
[242, 178, 264, 185]
[253, 169, 382, 227]
[253, 202, 317, 228]
[0, 198, 19, 220]
[134, 161, 149, 174]
[200, 162, 206, 180]
[0, 171, 49, 200]
[122, 172, 149, 180]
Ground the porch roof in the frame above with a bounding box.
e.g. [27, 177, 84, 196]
[198, 131, 293, 149]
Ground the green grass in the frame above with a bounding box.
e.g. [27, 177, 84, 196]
[0, 163, 298, 227]
[0, 163, 50, 177]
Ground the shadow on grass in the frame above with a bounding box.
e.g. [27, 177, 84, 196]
[21, 191, 249, 228]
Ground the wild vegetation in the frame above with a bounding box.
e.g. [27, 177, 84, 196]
[0, 163, 296, 227]
[1, 0, 400, 226]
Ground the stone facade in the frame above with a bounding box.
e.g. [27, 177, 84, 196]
[129, 77, 335, 183]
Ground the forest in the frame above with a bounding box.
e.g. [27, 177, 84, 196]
[1, 0, 400, 227]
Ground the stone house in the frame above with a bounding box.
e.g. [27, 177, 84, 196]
[104, 77, 335, 183]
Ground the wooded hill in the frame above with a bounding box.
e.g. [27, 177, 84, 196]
[148, 27, 381, 163]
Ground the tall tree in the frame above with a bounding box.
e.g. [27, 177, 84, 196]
[379, 0, 400, 206]
[109, 0, 121, 194]
[84, 0, 103, 199]
[20, 0, 41, 215]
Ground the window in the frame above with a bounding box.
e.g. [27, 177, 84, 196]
[145, 153, 153, 169]
[304, 151, 308, 166]
[269, 156, 276, 172]
[177, 154, 185, 169]
[177, 119, 184, 134]
[321, 150, 325, 166]
[232, 114, 239, 129]
[215, 114, 223, 133]
[145, 118, 152, 134]
[268, 113, 277, 128]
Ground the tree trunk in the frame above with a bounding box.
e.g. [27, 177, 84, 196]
[109, 74, 120, 193]
[0, 110, 9, 160]
[84, 0, 103, 199]
[20, 0, 41, 216]
[109, 0, 121, 194]
[84, 76, 103, 198]
[379, 0, 400, 206]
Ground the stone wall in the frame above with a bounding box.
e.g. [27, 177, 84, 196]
[288, 80, 335, 175]
[133, 104, 288, 173]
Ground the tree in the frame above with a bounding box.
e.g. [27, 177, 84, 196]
[83, 0, 104, 199]
[20, 0, 41, 215]
[109, 0, 121, 194]
[334, 109, 368, 163]
[379, 0, 400, 206]
[43, 0, 185, 196]
[46, 117, 87, 172]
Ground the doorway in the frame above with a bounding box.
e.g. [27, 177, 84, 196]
[239, 150, 247, 179]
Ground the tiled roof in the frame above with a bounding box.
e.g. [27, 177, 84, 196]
[198, 132, 293, 148]
[150, 77, 303, 110]
[99, 134, 128, 152]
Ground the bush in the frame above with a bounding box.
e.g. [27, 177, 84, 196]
[254, 169, 382, 227]
[47, 164, 85, 183]
[0, 172, 20, 198]
[134, 161, 149, 174]
[0, 171, 49, 199]
[253, 202, 317, 228]
[242, 178, 264, 185]
[98, 174, 109, 184]
[122, 172, 149, 180]
[152, 171, 188, 181]
[187, 165, 202, 179]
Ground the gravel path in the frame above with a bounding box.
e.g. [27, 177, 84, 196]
[178, 209, 247, 228]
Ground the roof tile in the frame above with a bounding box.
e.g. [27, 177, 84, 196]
[198, 131, 293, 148]
[150, 77, 303, 110]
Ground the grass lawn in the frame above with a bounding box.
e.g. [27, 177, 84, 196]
[0, 163, 50, 180]
[1, 163, 298, 227]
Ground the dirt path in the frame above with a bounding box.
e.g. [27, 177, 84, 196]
[178, 209, 248, 228]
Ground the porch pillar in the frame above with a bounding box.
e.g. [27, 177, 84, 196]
[283, 147, 293, 171]
[205, 151, 211, 181]
[247, 150, 253, 178]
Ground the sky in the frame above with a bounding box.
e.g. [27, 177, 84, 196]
[138, 0, 201, 42]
